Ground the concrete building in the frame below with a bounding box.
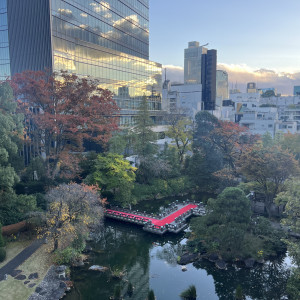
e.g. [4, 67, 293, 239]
[294, 86, 300, 96]
[0, 0, 162, 126]
[162, 80, 202, 119]
[216, 70, 229, 108]
[184, 41, 217, 110]
[247, 82, 257, 93]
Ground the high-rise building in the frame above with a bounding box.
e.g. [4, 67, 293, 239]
[247, 82, 257, 93]
[294, 86, 300, 96]
[1, 0, 162, 126]
[184, 41, 217, 110]
[216, 70, 229, 107]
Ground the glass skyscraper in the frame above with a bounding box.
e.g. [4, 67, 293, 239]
[2, 0, 162, 125]
[0, 0, 10, 80]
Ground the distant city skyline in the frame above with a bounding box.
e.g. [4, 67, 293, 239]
[149, 0, 300, 95]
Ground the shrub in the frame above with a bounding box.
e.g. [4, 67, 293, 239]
[72, 234, 86, 253]
[0, 247, 6, 262]
[54, 247, 80, 265]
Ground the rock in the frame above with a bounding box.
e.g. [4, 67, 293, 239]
[29, 283, 36, 288]
[73, 260, 84, 267]
[89, 265, 108, 272]
[215, 260, 227, 270]
[35, 287, 42, 293]
[208, 253, 219, 262]
[178, 253, 199, 265]
[56, 265, 67, 273]
[40, 291, 47, 296]
[24, 280, 30, 284]
[0, 274, 8, 281]
[181, 266, 187, 272]
[15, 274, 26, 280]
[10, 269, 22, 277]
[244, 258, 255, 268]
[83, 245, 93, 253]
[59, 281, 67, 289]
[28, 272, 39, 279]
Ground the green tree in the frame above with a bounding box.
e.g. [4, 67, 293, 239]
[86, 153, 137, 208]
[133, 96, 157, 157]
[165, 116, 193, 164]
[239, 146, 299, 216]
[0, 223, 5, 247]
[189, 188, 251, 260]
[180, 285, 197, 300]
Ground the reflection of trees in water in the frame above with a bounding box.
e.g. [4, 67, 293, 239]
[194, 258, 290, 300]
[156, 243, 184, 266]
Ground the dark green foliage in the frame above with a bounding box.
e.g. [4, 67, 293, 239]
[0, 247, 6, 262]
[72, 234, 86, 253]
[113, 285, 121, 299]
[127, 282, 133, 297]
[235, 285, 245, 299]
[148, 289, 155, 300]
[180, 285, 197, 300]
[54, 247, 80, 265]
[287, 268, 300, 300]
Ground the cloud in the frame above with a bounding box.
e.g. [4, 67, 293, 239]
[163, 63, 300, 95]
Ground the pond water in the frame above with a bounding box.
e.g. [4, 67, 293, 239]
[65, 200, 292, 300]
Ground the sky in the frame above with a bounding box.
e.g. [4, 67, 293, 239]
[149, 0, 300, 95]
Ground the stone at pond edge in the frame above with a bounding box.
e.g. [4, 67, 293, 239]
[215, 260, 227, 270]
[178, 253, 199, 265]
[73, 260, 84, 267]
[244, 258, 255, 268]
[83, 245, 93, 253]
[208, 253, 219, 262]
[15, 274, 26, 280]
[29, 272, 39, 279]
[89, 265, 108, 272]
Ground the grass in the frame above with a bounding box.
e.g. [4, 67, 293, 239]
[0, 240, 31, 269]
[0, 242, 54, 300]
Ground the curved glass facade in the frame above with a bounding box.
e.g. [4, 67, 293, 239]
[51, 0, 161, 125]
[0, 0, 10, 80]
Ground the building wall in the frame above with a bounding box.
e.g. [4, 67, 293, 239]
[7, 0, 52, 76]
[294, 86, 300, 96]
[0, 0, 10, 79]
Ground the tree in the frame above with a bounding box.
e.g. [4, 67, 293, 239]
[45, 183, 103, 251]
[276, 178, 300, 299]
[189, 188, 251, 260]
[239, 146, 299, 216]
[132, 96, 157, 158]
[86, 153, 137, 208]
[280, 133, 300, 161]
[165, 115, 193, 164]
[12, 70, 119, 178]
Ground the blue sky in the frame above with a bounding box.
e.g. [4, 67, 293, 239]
[148, 0, 300, 94]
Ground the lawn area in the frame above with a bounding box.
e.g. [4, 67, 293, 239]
[0, 243, 53, 300]
[0, 240, 31, 269]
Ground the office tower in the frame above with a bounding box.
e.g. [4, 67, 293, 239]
[184, 41, 217, 110]
[184, 41, 207, 85]
[216, 70, 229, 107]
[201, 49, 217, 110]
[294, 86, 300, 96]
[1, 0, 162, 125]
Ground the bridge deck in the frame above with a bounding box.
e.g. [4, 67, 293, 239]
[105, 203, 205, 235]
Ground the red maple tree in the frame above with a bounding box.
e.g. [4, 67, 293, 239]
[12, 70, 119, 178]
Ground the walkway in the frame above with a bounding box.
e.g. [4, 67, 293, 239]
[0, 238, 44, 280]
[105, 202, 205, 235]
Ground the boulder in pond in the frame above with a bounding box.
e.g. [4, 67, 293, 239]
[89, 265, 108, 272]
[178, 253, 198, 265]
[215, 260, 227, 270]
[244, 258, 255, 268]
[208, 253, 219, 262]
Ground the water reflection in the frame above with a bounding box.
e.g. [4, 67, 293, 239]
[66, 219, 291, 300]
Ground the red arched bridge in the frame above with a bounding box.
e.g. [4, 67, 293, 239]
[104, 202, 206, 235]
